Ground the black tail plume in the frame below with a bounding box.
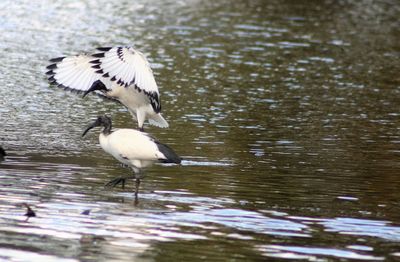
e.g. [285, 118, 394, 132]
[156, 142, 181, 164]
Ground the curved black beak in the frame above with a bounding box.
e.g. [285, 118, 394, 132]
[82, 119, 100, 137]
[82, 116, 111, 137]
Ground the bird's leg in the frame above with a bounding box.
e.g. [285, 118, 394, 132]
[139, 126, 144, 132]
[134, 178, 141, 198]
[132, 167, 142, 200]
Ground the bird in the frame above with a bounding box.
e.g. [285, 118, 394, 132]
[82, 115, 181, 199]
[22, 203, 36, 221]
[46, 46, 168, 131]
[0, 146, 6, 161]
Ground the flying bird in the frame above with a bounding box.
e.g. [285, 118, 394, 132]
[82, 115, 181, 199]
[46, 46, 168, 131]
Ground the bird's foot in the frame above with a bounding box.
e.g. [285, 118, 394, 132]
[105, 177, 127, 189]
[105, 177, 141, 202]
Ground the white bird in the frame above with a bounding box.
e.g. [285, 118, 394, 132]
[82, 115, 181, 198]
[46, 46, 168, 131]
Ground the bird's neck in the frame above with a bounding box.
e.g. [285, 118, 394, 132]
[102, 123, 112, 135]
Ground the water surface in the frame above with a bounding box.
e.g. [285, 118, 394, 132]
[0, 0, 399, 261]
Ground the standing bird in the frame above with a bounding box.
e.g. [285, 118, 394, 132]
[46, 46, 168, 131]
[82, 116, 181, 198]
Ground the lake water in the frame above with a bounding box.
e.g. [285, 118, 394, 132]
[0, 0, 399, 261]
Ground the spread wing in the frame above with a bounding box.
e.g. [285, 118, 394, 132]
[46, 55, 112, 95]
[90, 47, 161, 113]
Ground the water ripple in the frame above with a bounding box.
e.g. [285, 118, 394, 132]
[258, 245, 384, 260]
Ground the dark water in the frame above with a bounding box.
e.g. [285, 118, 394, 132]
[1, 0, 399, 261]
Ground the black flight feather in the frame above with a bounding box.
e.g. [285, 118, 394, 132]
[97, 47, 113, 52]
[90, 59, 101, 64]
[92, 53, 105, 58]
[46, 63, 57, 70]
[49, 57, 65, 63]
[155, 142, 181, 164]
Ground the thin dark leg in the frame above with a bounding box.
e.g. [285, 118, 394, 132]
[134, 178, 141, 198]
[139, 127, 144, 132]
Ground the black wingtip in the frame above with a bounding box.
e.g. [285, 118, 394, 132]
[45, 70, 54, 76]
[92, 53, 105, 58]
[49, 56, 65, 63]
[46, 64, 57, 70]
[96, 47, 113, 52]
[89, 59, 101, 64]
[48, 76, 56, 83]
[57, 84, 67, 90]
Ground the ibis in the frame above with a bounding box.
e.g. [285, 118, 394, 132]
[46, 46, 168, 131]
[82, 115, 181, 198]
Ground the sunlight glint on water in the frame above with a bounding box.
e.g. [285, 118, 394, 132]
[0, 0, 399, 261]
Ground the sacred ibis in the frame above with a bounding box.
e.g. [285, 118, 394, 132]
[46, 46, 168, 131]
[82, 115, 181, 198]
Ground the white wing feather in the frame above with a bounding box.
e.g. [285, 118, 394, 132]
[93, 47, 159, 94]
[46, 55, 111, 92]
[46, 46, 163, 118]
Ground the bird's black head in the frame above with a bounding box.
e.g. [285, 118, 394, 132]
[82, 116, 112, 137]
[82, 80, 108, 98]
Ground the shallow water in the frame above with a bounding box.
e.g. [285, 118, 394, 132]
[0, 0, 399, 261]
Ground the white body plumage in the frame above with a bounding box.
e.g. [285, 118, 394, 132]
[82, 116, 180, 197]
[99, 128, 169, 173]
[47, 46, 168, 130]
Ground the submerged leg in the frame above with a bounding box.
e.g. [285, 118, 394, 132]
[134, 178, 141, 198]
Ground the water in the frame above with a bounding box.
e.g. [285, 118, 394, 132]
[0, 0, 399, 261]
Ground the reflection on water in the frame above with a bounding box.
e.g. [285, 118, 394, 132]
[1, 0, 400, 261]
[259, 245, 384, 260]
